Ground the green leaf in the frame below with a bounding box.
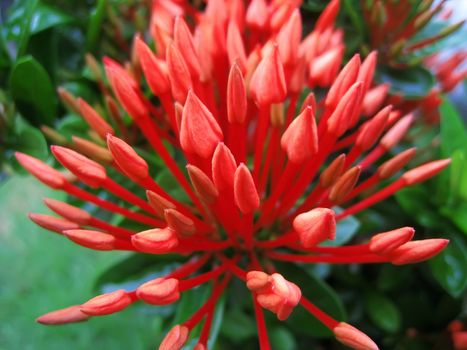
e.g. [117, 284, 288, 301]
[11, 121, 48, 172]
[9, 56, 57, 126]
[29, 3, 73, 34]
[380, 66, 435, 99]
[441, 201, 467, 235]
[220, 309, 256, 343]
[342, 0, 366, 38]
[86, 0, 107, 52]
[364, 292, 401, 333]
[269, 327, 297, 350]
[440, 100, 467, 158]
[276, 263, 346, 337]
[429, 234, 467, 298]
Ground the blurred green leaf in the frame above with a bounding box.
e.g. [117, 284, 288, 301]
[364, 292, 401, 333]
[220, 308, 257, 343]
[429, 234, 467, 298]
[277, 263, 346, 337]
[269, 327, 297, 350]
[13, 120, 48, 159]
[9, 55, 56, 126]
[86, 0, 106, 52]
[29, 3, 73, 34]
[380, 66, 435, 98]
[440, 100, 467, 158]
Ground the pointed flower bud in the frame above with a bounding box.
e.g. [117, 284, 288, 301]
[234, 164, 260, 214]
[327, 82, 363, 137]
[281, 106, 318, 163]
[51, 146, 107, 188]
[147, 191, 176, 218]
[212, 143, 237, 192]
[370, 227, 415, 255]
[329, 166, 361, 203]
[377, 148, 417, 179]
[72, 136, 113, 164]
[136, 278, 180, 305]
[276, 9, 302, 66]
[315, 0, 340, 32]
[187, 165, 219, 204]
[319, 154, 346, 188]
[356, 105, 392, 151]
[132, 228, 179, 254]
[380, 114, 414, 150]
[293, 208, 336, 248]
[358, 51, 378, 93]
[362, 84, 389, 117]
[402, 159, 451, 186]
[246, 0, 269, 30]
[159, 325, 189, 350]
[326, 54, 361, 109]
[309, 45, 344, 87]
[15, 152, 67, 189]
[390, 239, 449, 265]
[180, 91, 223, 159]
[174, 17, 201, 79]
[166, 43, 193, 103]
[78, 99, 114, 140]
[227, 21, 247, 73]
[36, 305, 90, 325]
[250, 45, 287, 106]
[334, 322, 379, 350]
[227, 63, 247, 124]
[44, 198, 91, 225]
[63, 229, 117, 251]
[80, 289, 133, 316]
[29, 213, 79, 234]
[164, 209, 196, 236]
[107, 135, 149, 181]
[135, 37, 170, 95]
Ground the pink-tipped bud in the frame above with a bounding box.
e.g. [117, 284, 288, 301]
[380, 114, 414, 150]
[29, 213, 79, 234]
[370, 227, 415, 255]
[227, 63, 247, 124]
[166, 43, 192, 103]
[250, 45, 287, 106]
[402, 159, 451, 186]
[80, 290, 132, 316]
[329, 166, 361, 203]
[186, 165, 219, 204]
[77, 99, 114, 140]
[44, 198, 91, 225]
[136, 277, 180, 305]
[180, 91, 223, 159]
[246, 0, 269, 30]
[147, 191, 176, 218]
[63, 229, 116, 250]
[227, 21, 247, 73]
[315, 0, 340, 32]
[320, 154, 346, 188]
[36, 305, 90, 325]
[293, 208, 336, 248]
[132, 227, 179, 254]
[15, 152, 67, 189]
[246, 270, 271, 292]
[212, 143, 237, 192]
[356, 105, 392, 151]
[326, 54, 361, 109]
[281, 106, 318, 163]
[164, 209, 196, 237]
[377, 148, 417, 179]
[107, 134, 148, 181]
[51, 146, 107, 188]
[362, 84, 389, 117]
[234, 164, 260, 214]
[327, 82, 363, 136]
[135, 37, 170, 95]
[276, 9, 302, 66]
[334, 322, 379, 350]
[309, 45, 344, 87]
[159, 325, 189, 350]
[358, 51, 378, 93]
[174, 17, 201, 79]
[390, 239, 449, 265]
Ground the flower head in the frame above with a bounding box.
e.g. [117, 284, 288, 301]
[18, 1, 451, 349]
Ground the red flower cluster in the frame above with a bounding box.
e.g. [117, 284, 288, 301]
[16, 0, 451, 349]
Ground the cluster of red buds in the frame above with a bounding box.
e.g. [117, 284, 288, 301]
[16, 0, 452, 349]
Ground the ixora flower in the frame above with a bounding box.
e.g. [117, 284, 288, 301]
[16, 0, 451, 349]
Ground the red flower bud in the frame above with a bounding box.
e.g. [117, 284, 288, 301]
[281, 106, 318, 163]
[362, 84, 389, 117]
[329, 166, 361, 203]
[180, 91, 223, 159]
[356, 105, 392, 151]
[212, 143, 237, 192]
[334, 322, 379, 350]
[276, 9, 302, 66]
[29, 213, 79, 234]
[15, 152, 67, 189]
[80, 289, 133, 316]
[326, 54, 361, 109]
[63, 229, 117, 251]
[136, 277, 180, 305]
[377, 148, 417, 179]
[380, 114, 413, 150]
[234, 164, 260, 214]
[402, 159, 451, 186]
[327, 82, 362, 136]
[132, 228, 179, 254]
[227, 21, 247, 73]
[319, 154, 346, 188]
[370, 227, 415, 255]
[309, 45, 344, 87]
[78, 99, 114, 140]
[358, 51, 378, 93]
[107, 135, 149, 181]
[187, 165, 219, 204]
[246, 0, 269, 30]
[147, 191, 176, 218]
[159, 325, 189, 350]
[164, 209, 196, 236]
[166, 43, 193, 103]
[44, 198, 91, 225]
[227, 62, 247, 124]
[36, 305, 90, 325]
[246, 270, 271, 293]
[390, 239, 449, 265]
[315, 0, 340, 32]
[293, 208, 336, 248]
[174, 16, 202, 78]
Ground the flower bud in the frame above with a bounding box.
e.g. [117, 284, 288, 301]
[293, 208, 336, 248]
[370, 227, 415, 255]
[227, 62, 247, 124]
[36, 305, 90, 325]
[164, 209, 196, 236]
[377, 148, 417, 179]
[63, 229, 117, 251]
[334, 322, 379, 350]
[80, 290, 133, 316]
[319, 154, 346, 188]
[390, 239, 449, 265]
[44, 198, 91, 225]
[15, 152, 67, 189]
[246, 270, 271, 293]
[29, 213, 79, 234]
[187, 165, 219, 204]
[402, 159, 451, 186]
[107, 135, 149, 181]
[78, 99, 114, 140]
[329, 166, 361, 204]
[159, 325, 189, 350]
[234, 164, 260, 214]
[212, 143, 237, 192]
[132, 228, 179, 254]
[166, 43, 193, 103]
[147, 191, 176, 218]
[136, 278, 180, 305]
